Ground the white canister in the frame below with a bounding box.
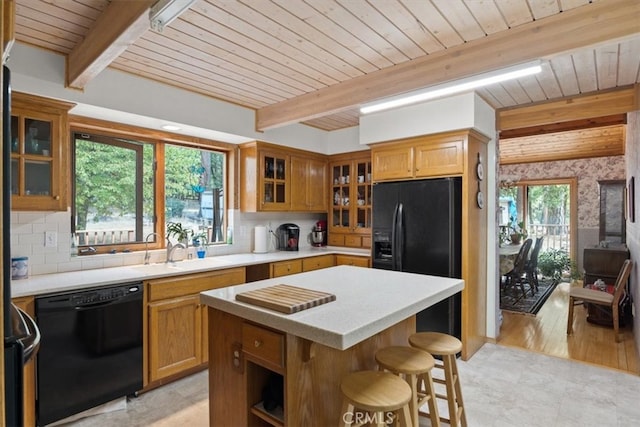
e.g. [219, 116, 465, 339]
[254, 225, 268, 253]
[11, 257, 29, 280]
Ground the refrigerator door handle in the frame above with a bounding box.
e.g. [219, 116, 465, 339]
[391, 203, 399, 271]
[396, 203, 404, 271]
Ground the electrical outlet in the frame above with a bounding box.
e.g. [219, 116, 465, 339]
[45, 231, 58, 247]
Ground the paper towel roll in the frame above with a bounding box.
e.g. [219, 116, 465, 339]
[254, 225, 268, 253]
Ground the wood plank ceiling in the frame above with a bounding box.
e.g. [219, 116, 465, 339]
[12, 0, 640, 132]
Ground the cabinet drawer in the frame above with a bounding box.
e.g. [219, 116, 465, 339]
[328, 234, 345, 246]
[242, 323, 284, 370]
[302, 255, 334, 272]
[271, 259, 303, 277]
[335, 255, 370, 267]
[344, 235, 362, 247]
[361, 236, 372, 248]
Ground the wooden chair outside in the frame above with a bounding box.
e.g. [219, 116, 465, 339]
[502, 238, 532, 299]
[567, 259, 633, 342]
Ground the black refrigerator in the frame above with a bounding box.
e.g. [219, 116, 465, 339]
[3, 65, 41, 426]
[372, 177, 462, 338]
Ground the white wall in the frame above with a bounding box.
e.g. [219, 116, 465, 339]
[359, 92, 478, 145]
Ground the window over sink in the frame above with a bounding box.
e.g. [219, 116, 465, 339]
[72, 130, 227, 254]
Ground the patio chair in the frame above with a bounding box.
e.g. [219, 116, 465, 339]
[567, 259, 633, 342]
[502, 238, 532, 299]
[525, 237, 544, 295]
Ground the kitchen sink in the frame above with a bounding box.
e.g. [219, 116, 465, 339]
[130, 257, 233, 276]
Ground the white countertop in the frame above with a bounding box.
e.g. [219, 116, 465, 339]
[11, 247, 369, 298]
[200, 265, 464, 350]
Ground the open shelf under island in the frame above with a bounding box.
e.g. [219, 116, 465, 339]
[200, 265, 464, 426]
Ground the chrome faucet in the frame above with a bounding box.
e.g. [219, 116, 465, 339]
[144, 232, 161, 265]
[166, 242, 186, 263]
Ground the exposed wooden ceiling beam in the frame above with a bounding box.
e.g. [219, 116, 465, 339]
[67, 0, 155, 89]
[499, 114, 627, 139]
[256, 0, 640, 131]
[499, 125, 625, 165]
[498, 86, 637, 131]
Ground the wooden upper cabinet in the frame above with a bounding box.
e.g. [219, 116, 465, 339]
[371, 145, 413, 181]
[290, 155, 327, 212]
[10, 92, 75, 211]
[260, 150, 290, 211]
[328, 151, 372, 249]
[372, 132, 465, 181]
[240, 141, 327, 213]
[414, 139, 464, 178]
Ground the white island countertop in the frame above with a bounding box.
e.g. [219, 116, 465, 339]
[200, 265, 463, 350]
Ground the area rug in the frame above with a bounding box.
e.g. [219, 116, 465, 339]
[500, 278, 558, 316]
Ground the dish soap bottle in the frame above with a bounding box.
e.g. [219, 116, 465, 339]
[226, 227, 233, 244]
[70, 233, 78, 258]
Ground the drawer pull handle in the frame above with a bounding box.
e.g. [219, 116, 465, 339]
[254, 340, 262, 348]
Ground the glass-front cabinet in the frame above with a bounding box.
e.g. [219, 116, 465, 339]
[11, 93, 74, 211]
[328, 151, 372, 248]
[260, 151, 288, 209]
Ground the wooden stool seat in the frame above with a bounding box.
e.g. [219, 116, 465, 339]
[340, 371, 413, 426]
[409, 332, 467, 427]
[409, 332, 462, 355]
[375, 346, 440, 427]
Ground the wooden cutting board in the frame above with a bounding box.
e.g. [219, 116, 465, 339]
[235, 284, 336, 314]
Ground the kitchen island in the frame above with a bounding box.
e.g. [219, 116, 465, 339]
[200, 265, 464, 426]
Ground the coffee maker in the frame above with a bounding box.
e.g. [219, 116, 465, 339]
[277, 223, 300, 251]
[311, 220, 327, 247]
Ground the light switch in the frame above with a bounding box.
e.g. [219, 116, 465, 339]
[45, 231, 58, 247]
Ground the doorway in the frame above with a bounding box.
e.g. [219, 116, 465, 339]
[498, 178, 577, 263]
[494, 178, 639, 372]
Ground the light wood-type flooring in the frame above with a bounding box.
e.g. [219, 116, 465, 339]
[498, 281, 639, 374]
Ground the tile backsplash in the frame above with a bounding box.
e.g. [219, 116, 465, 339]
[11, 208, 325, 277]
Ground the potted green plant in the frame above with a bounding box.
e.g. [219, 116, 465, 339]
[192, 232, 209, 258]
[509, 220, 527, 244]
[538, 249, 571, 283]
[166, 222, 193, 245]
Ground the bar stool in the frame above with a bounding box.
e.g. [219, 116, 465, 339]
[375, 346, 440, 427]
[409, 332, 466, 427]
[339, 371, 413, 427]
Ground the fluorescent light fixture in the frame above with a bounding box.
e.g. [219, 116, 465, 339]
[149, 0, 197, 33]
[360, 60, 542, 114]
[161, 124, 181, 131]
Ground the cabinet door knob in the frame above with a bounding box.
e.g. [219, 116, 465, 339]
[54, 195, 60, 200]
[254, 340, 262, 348]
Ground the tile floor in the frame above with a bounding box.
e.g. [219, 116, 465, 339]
[61, 343, 640, 427]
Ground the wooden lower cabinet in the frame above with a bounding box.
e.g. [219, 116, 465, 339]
[335, 254, 370, 268]
[146, 267, 245, 385]
[11, 296, 36, 427]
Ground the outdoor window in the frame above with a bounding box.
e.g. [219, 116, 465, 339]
[72, 131, 226, 253]
[164, 144, 226, 244]
[499, 179, 576, 258]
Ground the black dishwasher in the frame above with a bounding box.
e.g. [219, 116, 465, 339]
[35, 282, 143, 426]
